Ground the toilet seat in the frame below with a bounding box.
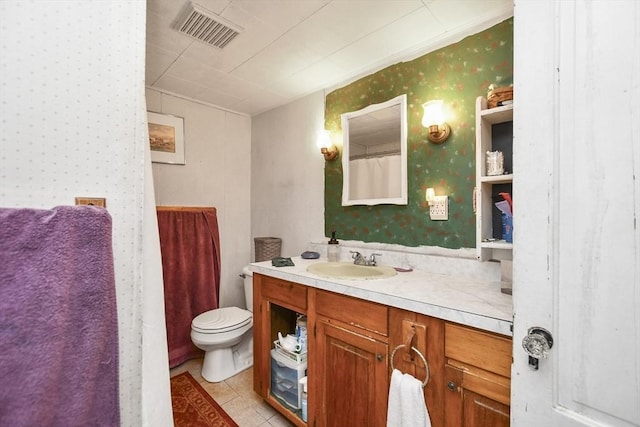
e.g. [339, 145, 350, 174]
[192, 306, 252, 334]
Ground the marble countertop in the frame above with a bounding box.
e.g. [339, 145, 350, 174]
[249, 257, 513, 336]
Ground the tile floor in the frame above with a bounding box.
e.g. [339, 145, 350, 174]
[170, 358, 294, 427]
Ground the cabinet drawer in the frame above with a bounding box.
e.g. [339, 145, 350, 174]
[315, 290, 388, 336]
[445, 323, 511, 378]
[257, 274, 307, 311]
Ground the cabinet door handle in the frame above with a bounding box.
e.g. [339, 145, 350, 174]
[447, 381, 456, 391]
[376, 354, 383, 362]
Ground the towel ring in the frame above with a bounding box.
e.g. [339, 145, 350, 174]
[390, 344, 430, 388]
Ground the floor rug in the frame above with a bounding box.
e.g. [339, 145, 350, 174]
[171, 372, 239, 427]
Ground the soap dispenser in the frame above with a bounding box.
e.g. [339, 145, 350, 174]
[327, 231, 340, 262]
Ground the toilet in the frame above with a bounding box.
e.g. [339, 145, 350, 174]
[191, 266, 254, 382]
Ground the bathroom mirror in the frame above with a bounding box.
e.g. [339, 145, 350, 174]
[341, 94, 408, 206]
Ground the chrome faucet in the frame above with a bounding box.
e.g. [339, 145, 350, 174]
[350, 251, 382, 266]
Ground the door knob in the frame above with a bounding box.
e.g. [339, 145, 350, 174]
[522, 327, 554, 370]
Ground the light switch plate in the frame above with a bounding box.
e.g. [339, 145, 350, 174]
[75, 197, 106, 208]
[429, 196, 448, 220]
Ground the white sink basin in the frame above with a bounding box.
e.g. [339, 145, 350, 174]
[307, 262, 397, 280]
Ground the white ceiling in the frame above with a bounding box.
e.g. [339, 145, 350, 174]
[146, 0, 513, 117]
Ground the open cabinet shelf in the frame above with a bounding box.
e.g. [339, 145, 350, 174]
[476, 96, 514, 262]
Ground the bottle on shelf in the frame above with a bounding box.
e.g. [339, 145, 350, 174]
[299, 376, 308, 422]
[296, 315, 307, 354]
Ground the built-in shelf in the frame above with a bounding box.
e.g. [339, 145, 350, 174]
[479, 174, 513, 184]
[476, 97, 514, 262]
[478, 103, 513, 124]
[480, 240, 513, 250]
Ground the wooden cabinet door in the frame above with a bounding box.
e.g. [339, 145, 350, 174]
[443, 322, 511, 427]
[314, 320, 388, 427]
[445, 362, 510, 427]
[388, 308, 445, 426]
[444, 365, 464, 427]
[463, 389, 510, 427]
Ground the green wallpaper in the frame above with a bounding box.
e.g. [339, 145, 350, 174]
[324, 18, 513, 249]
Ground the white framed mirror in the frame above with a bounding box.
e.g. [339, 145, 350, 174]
[341, 94, 408, 206]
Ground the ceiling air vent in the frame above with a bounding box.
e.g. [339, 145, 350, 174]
[174, 2, 242, 49]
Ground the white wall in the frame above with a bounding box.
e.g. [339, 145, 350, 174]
[1, 2, 172, 425]
[251, 91, 326, 258]
[146, 89, 252, 308]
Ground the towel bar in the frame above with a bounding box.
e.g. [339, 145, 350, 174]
[390, 344, 430, 388]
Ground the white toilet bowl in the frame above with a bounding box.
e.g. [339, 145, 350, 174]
[190, 267, 254, 382]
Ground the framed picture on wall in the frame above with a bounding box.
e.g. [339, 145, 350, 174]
[147, 111, 185, 165]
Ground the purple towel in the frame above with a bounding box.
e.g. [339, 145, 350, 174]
[0, 206, 119, 427]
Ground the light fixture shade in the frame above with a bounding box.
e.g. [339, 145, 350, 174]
[316, 130, 332, 149]
[422, 100, 450, 144]
[422, 100, 445, 127]
[317, 129, 338, 161]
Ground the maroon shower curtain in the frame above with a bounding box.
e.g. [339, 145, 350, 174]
[156, 207, 221, 368]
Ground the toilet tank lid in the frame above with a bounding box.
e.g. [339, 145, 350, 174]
[242, 265, 253, 277]
[192, 306, 252, 332]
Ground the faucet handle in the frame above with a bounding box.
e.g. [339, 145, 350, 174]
[369, 253, 382, 266]
[350, 251, 361, 259]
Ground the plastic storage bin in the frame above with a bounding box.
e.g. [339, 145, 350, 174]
[270, 349, 307, 409]
[273, 340, 307, 363]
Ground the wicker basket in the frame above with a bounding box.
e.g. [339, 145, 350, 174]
[254, 237, 282, 262]
[487, 86, 513, 108]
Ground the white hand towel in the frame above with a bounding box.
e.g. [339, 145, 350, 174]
[401, 372, 431, 427]
[386, 369, 431, 427]
[387, 369, 404, 427]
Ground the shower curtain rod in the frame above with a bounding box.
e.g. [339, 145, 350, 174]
[350, 149, 401, 160]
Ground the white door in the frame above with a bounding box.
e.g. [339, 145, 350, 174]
[512, 1, 640, 426]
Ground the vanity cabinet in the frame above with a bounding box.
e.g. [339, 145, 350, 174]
[475, 96, 514, 261]
[443, 323, 512, 427]
[309, 289, 389, 427]
[253, 273, 513, 427]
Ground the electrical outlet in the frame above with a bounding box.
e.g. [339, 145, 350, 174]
[429, 196, 448, 220]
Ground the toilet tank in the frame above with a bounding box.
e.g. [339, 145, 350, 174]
[242, 266, 253, 312]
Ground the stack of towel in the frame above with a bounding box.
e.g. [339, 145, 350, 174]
[387, 368, 431, 427]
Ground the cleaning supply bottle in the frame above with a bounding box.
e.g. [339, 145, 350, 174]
[327, 231, 340, 262]
[296, 315, 307, 354]
[300, 377, 308, 422]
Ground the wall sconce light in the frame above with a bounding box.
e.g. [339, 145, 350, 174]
[422, 100, 450, 144]
[425, 187, 448, 220]
[317, 130, 338, 161]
